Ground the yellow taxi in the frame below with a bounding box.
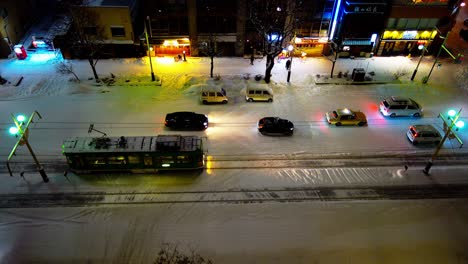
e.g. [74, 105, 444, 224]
[325, 108, 367, 126]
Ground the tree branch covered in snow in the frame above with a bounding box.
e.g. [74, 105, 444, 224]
[55, 60, 80, 82]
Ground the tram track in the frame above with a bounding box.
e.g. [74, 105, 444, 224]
[2, 152, 468, 174]
[1, 184, 468, 208]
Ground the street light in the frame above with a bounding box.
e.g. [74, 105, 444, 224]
[145, 16, 156, 81]
[423, 108, 464, 175]
[410, 44, 428, 81]
[287, 44, 293, 82]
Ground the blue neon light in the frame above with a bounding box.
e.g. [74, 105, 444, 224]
[330, 0, 342, 40]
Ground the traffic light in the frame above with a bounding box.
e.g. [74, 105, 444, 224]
[9, 126, 19, 136]
[9, 114, 26, 136]
[447, 109, 456, 118]
[6, 111, 49, 182]
[424, 108, 464, 175]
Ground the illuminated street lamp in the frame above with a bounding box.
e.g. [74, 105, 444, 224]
[287, 44, 293, 82]
[410, 44, 428, 81]
[423, 108, 464, 175]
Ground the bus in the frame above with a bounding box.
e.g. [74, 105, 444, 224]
[62, 135, 205, 174]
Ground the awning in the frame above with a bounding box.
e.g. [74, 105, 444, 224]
[342, 39, 372, 46]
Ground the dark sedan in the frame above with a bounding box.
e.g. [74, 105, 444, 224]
[165, 112, 209, 130]
[257, 117, 294, 136]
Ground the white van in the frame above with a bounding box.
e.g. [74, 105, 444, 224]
[200, 87, 228, 104]
[245, 86, 273, 102]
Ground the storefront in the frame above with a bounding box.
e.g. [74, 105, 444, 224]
[376, 30, 437, 56]
[151, 38, 191, 56]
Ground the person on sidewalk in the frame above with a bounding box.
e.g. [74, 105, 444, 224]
[285, 59, 291, 71]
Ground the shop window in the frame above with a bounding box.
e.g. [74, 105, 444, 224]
[418, 18, 430, 29]
[427, 19, 438, 28]
[111, 26, 125, 37]
[406, 19, 419, 29]
[386, 18, 396, 29]
[396, 19, 408, 30]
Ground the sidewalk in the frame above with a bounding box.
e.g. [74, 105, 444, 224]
[314, 71, 398, 85]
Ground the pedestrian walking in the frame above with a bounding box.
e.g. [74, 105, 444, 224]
[285, 59, 291, 70]
[250, 53, 254, 65]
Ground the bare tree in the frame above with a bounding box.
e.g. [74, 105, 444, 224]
[55, 60, 80, 82]
[249, 0, 301, 83]
[61, 0, 105, 82]
[199, 33, 223, 78]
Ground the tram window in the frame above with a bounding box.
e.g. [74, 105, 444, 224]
[73, 156, 84, 167]
[85, 156, 106, 165]
[177, 155, 191, 163]
[108, 156, 126, 165]
[160, 156, 175, 164]
[128, 155, 140, 164]
[144, 156, 153, 166]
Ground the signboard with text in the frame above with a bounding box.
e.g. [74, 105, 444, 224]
[344, 3, 386, 14]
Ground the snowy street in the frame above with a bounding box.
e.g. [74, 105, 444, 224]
[0, 54, 468, 263]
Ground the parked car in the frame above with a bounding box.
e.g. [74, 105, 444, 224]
[165, 112, 208, 130]
[406, 124, 441, 145]
[258, 117, 294, 136]
[379, 96, 423, 117]
[200, 88, 228, 104]
[245, 87, 273, 102]
[325, 108, 367, 126]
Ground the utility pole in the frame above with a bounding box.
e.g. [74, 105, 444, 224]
[287, 44, 293, 82]
[7, 111, 49, 182]
[411, 44, 428, 81]
[145, 16, 156, 81]
[423, 31, 450, 84]
[329, 41, 339, 78]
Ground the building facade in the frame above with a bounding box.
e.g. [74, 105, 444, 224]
[0, 0, 39, 58]
[376, 0, 452, 57]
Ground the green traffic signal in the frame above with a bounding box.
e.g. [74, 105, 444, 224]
[16, 114, 26, 122]
[456, 120, 465, 129]
[9, 126, 19, 135]
[447, 109, 456, 117]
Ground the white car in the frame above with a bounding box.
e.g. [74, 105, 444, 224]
[406, 125, 441, 145]
[380, 96, 423, 117]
